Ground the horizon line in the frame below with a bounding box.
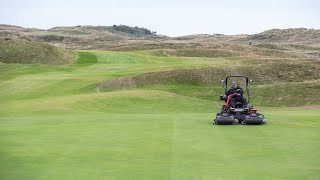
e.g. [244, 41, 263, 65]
[1, 23, 319, 37]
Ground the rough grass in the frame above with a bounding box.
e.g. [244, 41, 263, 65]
[146, 81, 320, 107]
[112, 44, 300, 58]
[94, 50, 319, 108]
[98, 59, 320, 95]
[98, 61, 320, 86]
[0, 39, 75, 64]
[166, 49, 241, 57]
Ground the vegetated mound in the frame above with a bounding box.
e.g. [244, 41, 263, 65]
[147, 46, 299, 58]
[97, 61, 320, 90]
[0, 24, 166, 49]
[49, 25, 157, 37]
[2, 24, 320, 50]
[241, 28, 320, 44]
[250, 80, 320, 106]
[0, 38, 75, 64]
[150, 49, 240, 57]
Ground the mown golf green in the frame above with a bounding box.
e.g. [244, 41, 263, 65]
[0, 50, 319, 180]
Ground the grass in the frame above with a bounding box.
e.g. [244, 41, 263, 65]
[0, 39, 75, 64]
[1, 111, 319, 180]
[0, 49, 319, 179]
[76, 51, 97, 64]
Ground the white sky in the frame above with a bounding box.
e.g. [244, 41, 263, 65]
[0, 0, 319, 36]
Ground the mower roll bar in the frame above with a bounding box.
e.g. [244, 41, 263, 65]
[221, 75, 252, 103]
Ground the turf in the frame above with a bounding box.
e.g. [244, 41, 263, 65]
[0, 50, 319, 179]
[1, 111, 319, 180]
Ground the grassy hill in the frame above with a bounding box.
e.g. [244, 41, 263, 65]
[243, 28, 320, 44]
[0, 38, 75, 64]
[0, 25, 319, 179]
[89, 50, 319, 107]
[1, 24, 320, 50]
[0, 24, 166, 49]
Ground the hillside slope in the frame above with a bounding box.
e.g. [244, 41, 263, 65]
[1, 25, 320, 50]
[0, 38, 75, 64]
[241, 28, 320, 44]
[92, 50, 320, 107]
[0, 24, 166, 49]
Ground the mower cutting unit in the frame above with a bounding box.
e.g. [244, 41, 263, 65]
[213, 76, 266, 125]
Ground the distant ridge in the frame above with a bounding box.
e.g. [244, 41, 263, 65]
[242, 28, 320, 44]
[1, 24, 320, 49]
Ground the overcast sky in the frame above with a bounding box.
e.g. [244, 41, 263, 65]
[0, 0, 319, 36]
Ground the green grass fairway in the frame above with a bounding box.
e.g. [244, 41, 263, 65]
[1, 50, 319, 179]
[1, 111, 319, 180]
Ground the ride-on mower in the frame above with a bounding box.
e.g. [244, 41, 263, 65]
[213, 76, 266, 125]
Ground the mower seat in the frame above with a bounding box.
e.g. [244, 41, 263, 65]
[235, 102, 243, 108]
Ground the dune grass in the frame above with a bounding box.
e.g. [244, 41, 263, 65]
[0, 49, 319, 179]
[0, 39, 75, 64]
